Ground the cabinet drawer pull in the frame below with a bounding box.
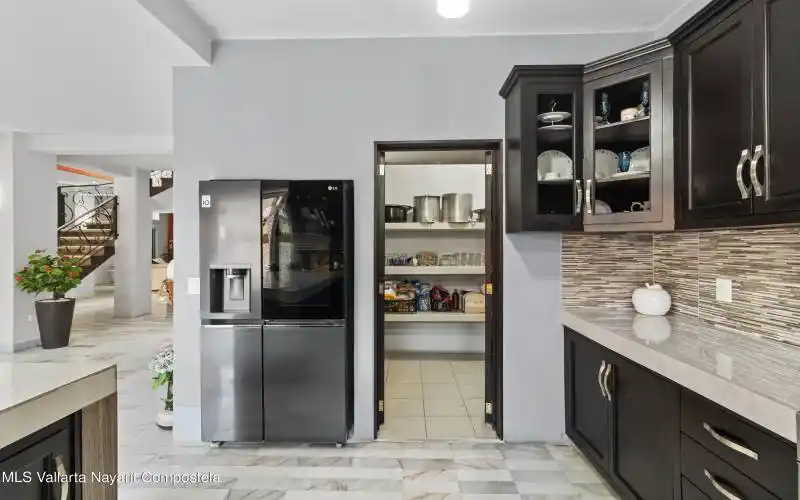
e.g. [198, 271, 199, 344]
[704, 469, 744, 500]
[702, 422, 759, 460]
[602, 363, 612, 402]
[750, 145, 764, 197]
[575, 180, 583, 214]
[585, 179, 593, 215]
[735, 149, 751, 199]
[55, 454, 69, 500]
[598, 360, 607, 399]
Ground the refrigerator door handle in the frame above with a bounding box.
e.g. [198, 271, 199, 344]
[202, 324, 263, 329]
[264, 320, 346, 327]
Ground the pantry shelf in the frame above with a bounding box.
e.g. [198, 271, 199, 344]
[385, 312, 485, 323]
[385, 222, 485, 233]
[385, 266, 485, 275]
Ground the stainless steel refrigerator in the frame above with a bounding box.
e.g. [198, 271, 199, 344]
[199, 180, 354, 444]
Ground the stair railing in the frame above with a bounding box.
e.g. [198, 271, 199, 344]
[57, 196, 119, 276]
[57, 183, 115, 227]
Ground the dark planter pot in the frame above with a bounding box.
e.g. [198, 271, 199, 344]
[34, 298, 76, 349]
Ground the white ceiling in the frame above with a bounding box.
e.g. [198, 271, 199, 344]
[0, 0, 203, 136]
[184, 0, 695, 39]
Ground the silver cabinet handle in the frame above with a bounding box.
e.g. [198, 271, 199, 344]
[603, 363, 612, 402]
[575, 180, 583, 214]
[598, 360, 607, 399]
[54, 454, 69, 500]
[736, 149, 751, 199]
[702, 422, 759, 460]
[585, 179, 593, 215]
[704, 469, 744, 500]
[750, 145, 764, 197]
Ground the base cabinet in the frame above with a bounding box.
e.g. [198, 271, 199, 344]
[564, 328, 679, 500]
[0, 417, 79, 500]
[565, 327, 798, 500]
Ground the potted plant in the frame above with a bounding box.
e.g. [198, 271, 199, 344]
[149, 343, 174, 429]
[14, 250, 82, 349]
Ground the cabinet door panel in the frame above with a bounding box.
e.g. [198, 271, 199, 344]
[680, 3, 755, 221]
[564, 330, 610, 469]
[752, 0, 800, 213]
[609, 356, 680, 500]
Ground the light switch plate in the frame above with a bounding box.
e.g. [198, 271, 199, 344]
[187, 277, 201, 295]
[715, 278, 733, 303]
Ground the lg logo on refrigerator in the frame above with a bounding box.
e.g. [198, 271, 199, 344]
[327, 185, 339, 191]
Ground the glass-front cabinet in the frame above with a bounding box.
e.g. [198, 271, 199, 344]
[500, 41, 675, 233]
[500, 67, 584, 232]
[582, 42, 675, 231]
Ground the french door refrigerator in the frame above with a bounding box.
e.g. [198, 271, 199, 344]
[200, 180, 354, 444]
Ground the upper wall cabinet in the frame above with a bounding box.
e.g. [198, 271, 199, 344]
[582, 41, 675, 232]
[674, 0, 800, 229]
[500, 66, 584, 232]
[500, 42, 675, 233]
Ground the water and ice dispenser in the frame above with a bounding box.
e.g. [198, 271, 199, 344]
[208, 265, 251, 313]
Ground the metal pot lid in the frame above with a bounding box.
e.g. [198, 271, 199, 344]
[537, 111, 572, 123]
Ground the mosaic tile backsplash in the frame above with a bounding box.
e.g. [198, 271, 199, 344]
[562, 227, 800, 346]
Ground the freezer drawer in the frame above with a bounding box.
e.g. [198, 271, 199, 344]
[201, 324, 263, 442]
[263, 323, 348, 443]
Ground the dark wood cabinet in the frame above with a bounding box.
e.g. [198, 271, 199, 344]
[0, 417, 80, 500]
[752, 0, 800, 214]
[608, 355, 680, 500]
[564, 329, 680, 500]
[565, 327, 797, 500]
[500, 66, 584, 232]
[564, 330, 611, 468]
[675, 0, 800, 228]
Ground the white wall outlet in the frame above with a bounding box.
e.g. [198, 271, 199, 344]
[715, 278, 733, 303]
[187, 277, 201, 295]
[715, 353, 734, 380]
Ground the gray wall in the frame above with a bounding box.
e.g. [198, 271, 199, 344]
[173, 33, 648, 442]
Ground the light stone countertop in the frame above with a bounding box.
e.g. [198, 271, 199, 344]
[0, 360, 116, 449]
[562, 308, 800, 443]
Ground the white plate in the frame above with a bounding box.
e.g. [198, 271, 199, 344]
[595, 200, 612, 214]
[631, 146, 651, 173]
[538, 124, 573, 131]
[537, 150, 573, 181]
[611, 170, 650, 179]
[537, 111, 571, 123]
[594, 149, 618, 179]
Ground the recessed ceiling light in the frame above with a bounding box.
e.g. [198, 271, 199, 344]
[437, 0, 470, 19]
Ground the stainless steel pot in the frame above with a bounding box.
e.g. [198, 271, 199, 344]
[385, 205, 412, 223]
[441, 193, 473, 222]
[413, 195, 441, 223]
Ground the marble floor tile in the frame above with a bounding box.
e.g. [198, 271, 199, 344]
[425, 418, 476, 439]
[459, 482, 519, 495]
[471, 420, 497, 440]
[389, 371, 423, 384]
[457, 385, 484, 399]
[421, 371, 457, 384]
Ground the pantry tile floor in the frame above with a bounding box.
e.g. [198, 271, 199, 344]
[380, 358, 496, 440]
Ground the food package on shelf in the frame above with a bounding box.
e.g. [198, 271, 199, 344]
[415, 251, 439, 267]
[462, 291, 485, 314]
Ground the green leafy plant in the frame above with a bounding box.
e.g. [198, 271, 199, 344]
[14, 250, 82, 299]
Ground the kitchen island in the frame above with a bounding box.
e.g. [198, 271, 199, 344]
[0, 360, 117, 500]
[563, 307, 800, 500]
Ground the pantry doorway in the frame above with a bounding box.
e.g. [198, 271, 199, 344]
[373, 140, 503, 440]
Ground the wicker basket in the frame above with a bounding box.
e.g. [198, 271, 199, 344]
[384, 298, 416, 314]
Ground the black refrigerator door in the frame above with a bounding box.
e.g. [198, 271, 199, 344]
[262, 181, 352, 320]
